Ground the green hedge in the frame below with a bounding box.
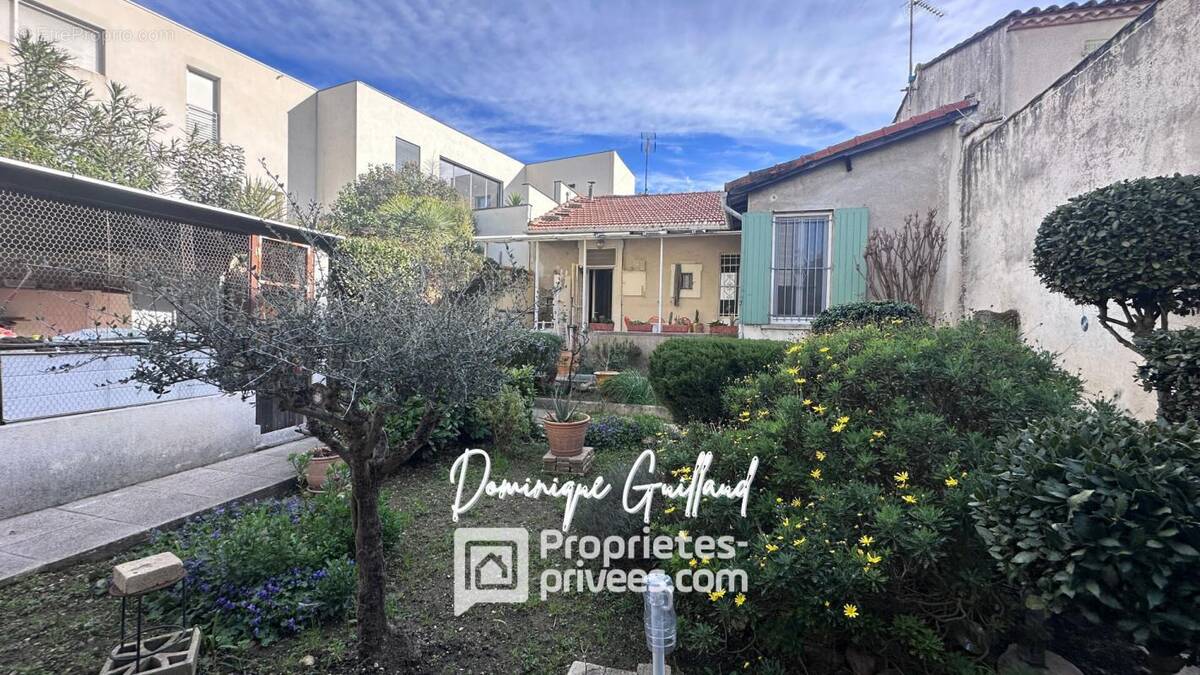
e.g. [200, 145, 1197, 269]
[810, 300, 926, 334]
[974, 402, 1200, 655]
[648, 338, 786, 422]
[507, 330, 563, 385]
[1136, 328, 1200, 422]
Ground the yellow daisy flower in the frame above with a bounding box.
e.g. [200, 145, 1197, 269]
[734, 593, 747, 607]
[858, 535, 874, 546]
[843, 604, 859, 619]
[809, 468, 822, 480]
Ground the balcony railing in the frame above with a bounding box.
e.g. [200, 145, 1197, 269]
[186, 104, 219, 142]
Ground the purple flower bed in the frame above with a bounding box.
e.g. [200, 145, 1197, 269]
[144, 490, 403, 645]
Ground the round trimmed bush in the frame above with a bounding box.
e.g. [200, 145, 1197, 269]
[507, 330, 563, 385]
[1033, 175, 1200, 314]
[648, 338, 786, 422]
[810, 300, 926, 334]
[973, 403, 1200, 663]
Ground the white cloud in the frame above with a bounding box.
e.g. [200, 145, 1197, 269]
[141, 0, 1037, 154]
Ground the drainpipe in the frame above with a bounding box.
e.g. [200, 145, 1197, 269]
[723, 204, 742, 222]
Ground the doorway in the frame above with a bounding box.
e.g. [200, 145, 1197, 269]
[588, 268, 613, 323]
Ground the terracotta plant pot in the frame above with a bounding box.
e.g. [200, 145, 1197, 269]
[305, 451, 344, 493]
[594, 370, 620, 388]
[710, 324, 738, 336]
[556, 349, 576, 379]
[660, 323, 690, 333]
[544, 414, 591, 457]
[588, 322, 615, 331]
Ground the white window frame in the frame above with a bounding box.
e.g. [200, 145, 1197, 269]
[718, 252, 740, 318]
[185, 68, 220, 142]
[15, 1, 105, 74]
[769, 211, 832, 324]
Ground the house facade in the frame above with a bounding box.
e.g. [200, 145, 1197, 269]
[725, 0, 1199, 416]
[513, 192, 740, 334]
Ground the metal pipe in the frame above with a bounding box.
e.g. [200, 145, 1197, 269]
[533, 240, 540, 328]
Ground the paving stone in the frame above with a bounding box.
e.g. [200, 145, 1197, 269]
[140, 468, 282, 499]
[0, 551, 40, 579]
[0, 518, 143, 563]
[207, 452, 294, 479]
[0, 507, 94, 548]
[59, 487, 221, 527]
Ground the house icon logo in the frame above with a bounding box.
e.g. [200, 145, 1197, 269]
[454, 528, 528, 615]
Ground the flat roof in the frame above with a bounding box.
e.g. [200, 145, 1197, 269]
[0, 156, 340, 247]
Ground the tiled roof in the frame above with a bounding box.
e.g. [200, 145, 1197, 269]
[528, 191, 728, 232]
[725, 98, 976, 196]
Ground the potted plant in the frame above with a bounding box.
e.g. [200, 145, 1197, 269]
[709, 319, 738, 336]
[544, 328, 591, 456]
[624, 316, 652, 332]
[588, 314, 615, 332]
[288, 447, 345, 493]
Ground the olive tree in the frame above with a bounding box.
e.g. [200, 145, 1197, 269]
[118, 232, 528, 660]
[1033, 175, 1200, 349]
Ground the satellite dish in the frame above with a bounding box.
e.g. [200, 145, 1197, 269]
[1080, 315, 1089, 332]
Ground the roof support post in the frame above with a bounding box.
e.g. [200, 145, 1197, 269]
[581, 240, 589, 332]
[656, 236, 664, 334]
[533, 240, 541, 329]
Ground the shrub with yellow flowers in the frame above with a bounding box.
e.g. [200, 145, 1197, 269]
[656, 321, 1080, 673]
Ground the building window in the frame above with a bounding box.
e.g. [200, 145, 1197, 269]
[186, 69, 219, 142]
[395, 137, 420, 169]
[438, 158, 501, 209]
[771, 214, 830, 320]
[719, 253, 740, 317]
[19, 2, 103, 73]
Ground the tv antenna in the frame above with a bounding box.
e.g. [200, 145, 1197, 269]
[906, 0, 945, 89]
[640, 131, 656, 194]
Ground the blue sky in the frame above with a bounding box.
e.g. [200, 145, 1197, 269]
[140, 0, 1035, 193]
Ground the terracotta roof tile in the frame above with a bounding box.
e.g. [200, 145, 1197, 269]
[725, 98, 976, 195]
[528, 191, 728, 232]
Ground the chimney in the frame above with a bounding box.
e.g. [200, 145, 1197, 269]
[587, 181, 595, 198]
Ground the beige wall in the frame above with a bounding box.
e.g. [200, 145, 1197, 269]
[522, 151, 636, 198]
[0, 0, 315, 186]
[533, 234, 740, 330]
[896, 11, 1137, 121]
[746, 127, 960, 318]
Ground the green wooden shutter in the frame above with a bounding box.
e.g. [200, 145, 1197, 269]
[739, 212, 771, 325]
[830, 207, 869, 306]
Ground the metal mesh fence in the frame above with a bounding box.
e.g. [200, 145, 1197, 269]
[0, 187, 309, 422]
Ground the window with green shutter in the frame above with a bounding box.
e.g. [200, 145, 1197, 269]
[830, 207, 869, 306]
[740, 208, 868, 325]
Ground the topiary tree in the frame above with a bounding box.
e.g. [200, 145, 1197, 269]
[973, 402, 1200, 673]
[1033, 175, 1200, 350]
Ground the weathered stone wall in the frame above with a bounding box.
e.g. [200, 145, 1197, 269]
[957, 0, 1200, 417]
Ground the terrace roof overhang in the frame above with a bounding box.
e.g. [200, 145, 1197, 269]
[0, 156, 341, 248]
